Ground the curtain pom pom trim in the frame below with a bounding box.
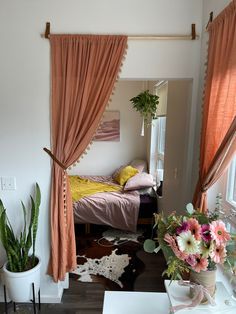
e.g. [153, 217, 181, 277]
[198, 32, 210, 167]
[62, 170, 67, 227]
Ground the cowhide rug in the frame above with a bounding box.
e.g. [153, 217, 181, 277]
[71, 229, 145, 290]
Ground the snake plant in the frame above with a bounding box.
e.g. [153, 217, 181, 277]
[0, 183, 41, 272]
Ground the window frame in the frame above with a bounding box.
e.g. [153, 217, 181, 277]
[226, 155, 236, 209]
[156, 115, 166, 171]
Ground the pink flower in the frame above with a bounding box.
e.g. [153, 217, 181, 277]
[186, 254, 197, 267]
[210, 221, 230, 245]
[176, 221, 189, 235]
[164, 233, 188, 261]
[191, 254, 208, 272]
[201, 224, 211, 242]
[188, 218, 201, 240]
[210, 244, 227, 264]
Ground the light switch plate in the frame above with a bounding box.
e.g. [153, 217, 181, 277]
[1, 177, 16, 190]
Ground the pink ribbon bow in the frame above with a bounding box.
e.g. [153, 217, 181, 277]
[170, 280, 216, 313]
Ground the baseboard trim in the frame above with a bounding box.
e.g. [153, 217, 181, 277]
[40, 286, 64, 303]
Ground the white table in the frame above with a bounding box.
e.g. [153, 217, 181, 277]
[102, 284, 236, 314]
[102, 291, 170, 314]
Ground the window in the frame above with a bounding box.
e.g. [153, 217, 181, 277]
[154, 81, 168, 184]
[156, 116, 166, 171]
[224, 156, 236, 284]
[227, 156, 236, 208]
[148, 81, 167, 190]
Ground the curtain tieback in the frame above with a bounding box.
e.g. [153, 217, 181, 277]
[200, 184, 207, 193]
[43, 147, 67, 170]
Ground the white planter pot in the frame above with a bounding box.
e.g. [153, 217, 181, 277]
[3, 256, 41, 302]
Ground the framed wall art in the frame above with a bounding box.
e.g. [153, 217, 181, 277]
[93, 111, 120, 142]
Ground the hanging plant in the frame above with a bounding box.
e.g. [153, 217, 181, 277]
[130, 90, 159, 124]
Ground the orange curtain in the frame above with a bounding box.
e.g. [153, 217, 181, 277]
[194, 0, 236, 212]
[195, 118, 236, 210]
[48, 35, 127, 282]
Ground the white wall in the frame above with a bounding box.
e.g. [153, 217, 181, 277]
[160, 80, 193, 214]
[0, 0, 203, 301]
[69, 81, 147, 176]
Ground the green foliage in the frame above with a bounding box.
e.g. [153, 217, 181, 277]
[163, 256, 190, 282]
[224, 237, 236, 275]
[0, 183, 41, 272]
[130, 90, 159, 123]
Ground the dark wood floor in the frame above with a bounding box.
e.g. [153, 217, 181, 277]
[0, 227, 167, 314]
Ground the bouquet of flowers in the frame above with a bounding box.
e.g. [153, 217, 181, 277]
[145, 202, 232, 281]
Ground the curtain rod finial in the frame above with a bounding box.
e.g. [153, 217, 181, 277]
[191, 24, 196, 40]
[206, 12, 214, 30]
[45, 22, 51, 39]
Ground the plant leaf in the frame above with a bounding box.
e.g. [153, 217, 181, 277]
[143, 239, 156, 253]
[186, 203, 194, 214]
[31, 184, 41, 260]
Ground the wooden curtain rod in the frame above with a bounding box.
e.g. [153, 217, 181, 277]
[43, 22, 199, 40]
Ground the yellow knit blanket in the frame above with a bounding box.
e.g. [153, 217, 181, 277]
[69, 176, 121, 202]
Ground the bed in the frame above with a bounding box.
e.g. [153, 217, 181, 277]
[69, 160, 158, 232]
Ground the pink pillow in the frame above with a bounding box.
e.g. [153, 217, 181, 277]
[130, 159, 147, 173]
[124, 173, 154, 191]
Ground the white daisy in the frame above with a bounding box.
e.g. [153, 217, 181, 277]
[177, 230, 200, 254]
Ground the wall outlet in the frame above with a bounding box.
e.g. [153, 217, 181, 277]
[1, 177, 17, 190]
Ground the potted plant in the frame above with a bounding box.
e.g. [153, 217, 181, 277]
[130, 90, 159, 125]
[0, 183, 41, 302]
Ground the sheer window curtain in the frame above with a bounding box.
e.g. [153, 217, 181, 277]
[194, 0, 236, 212]
[47, 35, 127, 282]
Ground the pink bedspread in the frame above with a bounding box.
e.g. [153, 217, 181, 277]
[73, 175, 140, 232]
